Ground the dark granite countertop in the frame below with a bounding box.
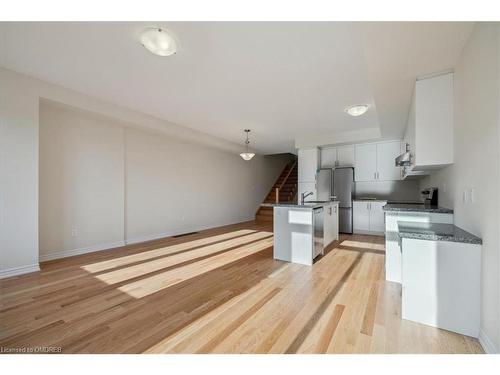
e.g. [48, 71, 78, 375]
[398, 222, 482, 245]
[383, 203, 453, 214]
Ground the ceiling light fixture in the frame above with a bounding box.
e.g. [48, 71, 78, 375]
[140, 28, 178, 56]
[345, 104, 369, 117]
[240, 129, 256, 161]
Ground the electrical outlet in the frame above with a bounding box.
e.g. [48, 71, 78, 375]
[71, 226, 78, 237]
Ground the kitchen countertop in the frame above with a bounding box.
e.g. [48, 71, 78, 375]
[261, 201, 338, 209]
[398, 222, 482, 245]
[383, 203, 453, 214]
[353, 198, 387, 201]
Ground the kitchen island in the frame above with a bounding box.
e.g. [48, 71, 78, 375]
[262, 201, 339, 266]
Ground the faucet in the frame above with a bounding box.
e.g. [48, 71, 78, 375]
[301, 191, 314, 205]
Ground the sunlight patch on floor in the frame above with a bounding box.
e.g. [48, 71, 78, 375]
[81, 229, 257, 273]
[144, 277, 282, 353]
[340, 239, 385, 251]
[117, 237, 274, 299]
[95, 231, 273, 285]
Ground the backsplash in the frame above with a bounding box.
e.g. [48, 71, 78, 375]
[355, 180, 421, 202]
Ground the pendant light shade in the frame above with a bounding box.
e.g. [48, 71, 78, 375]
[240, 129, 255, 161]
[240, 152, 256, 161]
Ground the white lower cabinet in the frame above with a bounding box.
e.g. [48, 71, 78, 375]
[323, 203, 339, 246]
[384, 211, 454, 283]
[368, 201, 386, 233]
[353, 200, 386, 235]
[401, 238, 481, 337]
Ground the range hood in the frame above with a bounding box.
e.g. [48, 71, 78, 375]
[395, 143, 411, 167]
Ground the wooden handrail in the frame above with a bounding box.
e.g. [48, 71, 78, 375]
[275, 159, 297, 204]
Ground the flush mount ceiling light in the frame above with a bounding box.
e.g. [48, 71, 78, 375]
[240, 129, 256, 161]
[140, 28, 178, 56]
[345, 104, 369, 117]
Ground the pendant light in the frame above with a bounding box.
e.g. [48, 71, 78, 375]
[240, 129, 256, 161]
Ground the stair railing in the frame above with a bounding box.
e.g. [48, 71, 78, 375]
[275, 159, 297, 204]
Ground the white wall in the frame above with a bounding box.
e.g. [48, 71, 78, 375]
[39, 102, 126, 260]
[355, 180, 421, 201]
[37, 100, 291, 259]
[0, 67, 291, 276]
[125, 128, 286, 244]
[420, 23, 500, 353]
[0, 70, 39, 276]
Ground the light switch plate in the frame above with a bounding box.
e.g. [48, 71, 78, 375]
[470, 188, 475, 203]
[462, 190, 468, 204]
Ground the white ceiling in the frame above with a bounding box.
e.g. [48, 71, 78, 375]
[0, 22, 473, 154]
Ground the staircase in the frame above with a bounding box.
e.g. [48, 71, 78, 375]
[255, 159, 298, 222]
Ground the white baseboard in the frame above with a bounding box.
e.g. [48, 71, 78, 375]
[479, 329, 498, 354]
[39, 217, 256, 261]
[0, 264, 40, 279]
[39, 240, 126, 262]
[125, 217, 256, 245]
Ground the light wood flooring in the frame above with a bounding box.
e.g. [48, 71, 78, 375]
[0, 221, 483, 354]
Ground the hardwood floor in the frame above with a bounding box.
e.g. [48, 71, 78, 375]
[0, 221, 483, 354]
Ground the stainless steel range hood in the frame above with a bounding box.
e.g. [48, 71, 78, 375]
[395, 143, 411, 167]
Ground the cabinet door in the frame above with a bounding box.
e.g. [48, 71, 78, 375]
[298, 148, 319, 182]
[376, 141, 402, 181]
[337, 145, 355, 166]
[320, 147, 337, 168]
[353, 201, 370, 233]
[369, 201, 386, 233]
[354, 144, 377, 181]
[333, 204, 339, 240]
[415, 73, 453, 167]
[323, 205, 334, 247]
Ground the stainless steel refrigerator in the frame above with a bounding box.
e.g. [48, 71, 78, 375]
[316, 167, 354, 234]
[334, 167, 354, 233]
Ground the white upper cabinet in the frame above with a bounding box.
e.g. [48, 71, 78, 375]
[355, 141, 403, 182]
[376, 141, 403, 181]
[320, 147, 337, 168]
[337, 145, 355, 166]
[320, 145, 355, 168]
[405, 72, 454, 170]
[354, 143, 377, 181]
[298, 148, 319, 182]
